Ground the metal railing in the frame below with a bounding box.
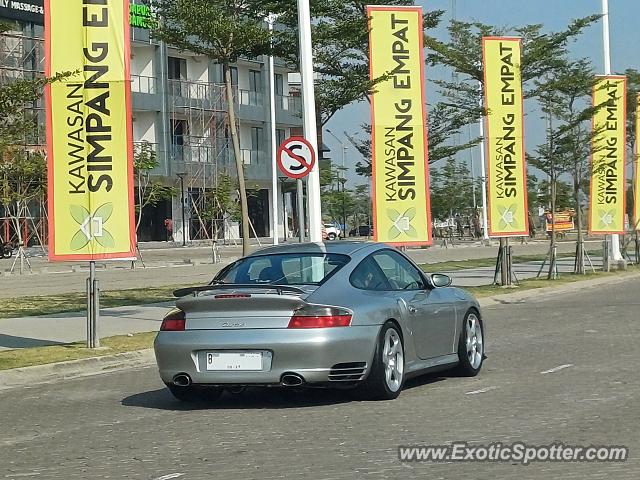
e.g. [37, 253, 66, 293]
[168, 78, 226, 103]
[131, 75, 157, 94]
[276, 94, 302, 115]
[239, 149, 266, 165]
[237, 89, 264, 107]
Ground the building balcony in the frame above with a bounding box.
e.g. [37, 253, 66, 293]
[168, 79, 227, 112]
[131, 75, 157, 95]
[240, 148, 267, 165]
[276, 94, 302, 117]
[237, 89, 264, 107]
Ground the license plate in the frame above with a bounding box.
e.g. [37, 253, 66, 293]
[206, 352, 263, 371]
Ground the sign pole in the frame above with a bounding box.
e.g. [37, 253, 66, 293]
[276, 136, 316, 243]
[46, 0, 134, 350]
[86, 261, 100, 348]
[297, 180, 305, 242]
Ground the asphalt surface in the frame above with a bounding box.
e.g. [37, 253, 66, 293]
[1, 277, 638, 479]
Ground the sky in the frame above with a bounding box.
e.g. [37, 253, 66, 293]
[322, 0, 640, 186]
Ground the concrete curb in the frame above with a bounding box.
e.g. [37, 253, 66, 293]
[2, 271, 639, 391]
[0, 349, 155, 391]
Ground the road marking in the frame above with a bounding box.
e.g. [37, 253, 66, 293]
[465, 386, 498, 395]
[153, 474, 184, 480]
[5, 473, 41, 478]
[540, 364, 574, 375]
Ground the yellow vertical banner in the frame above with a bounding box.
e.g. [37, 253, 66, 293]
[482, 37, 529, 237]
[634, 94, 640, 230]
[589, 76, 627, 235]
[368, 6, 432, 246]
[45, 0, 136, 261]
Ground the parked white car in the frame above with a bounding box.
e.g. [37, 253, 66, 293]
[322, 223, 342, 240]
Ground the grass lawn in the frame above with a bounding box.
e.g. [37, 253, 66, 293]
[0, 332, 156, 371]
[0, 284, 200, 319]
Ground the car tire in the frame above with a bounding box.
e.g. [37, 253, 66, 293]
[357, 322, 405, 400]
[166, 384, 224, 403]
[454, 310, 485, 376]
[327, 233, 336, 241]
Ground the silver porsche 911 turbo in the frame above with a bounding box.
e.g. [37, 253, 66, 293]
[154, 241, 485, 402]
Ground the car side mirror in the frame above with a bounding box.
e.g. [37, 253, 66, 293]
[430, 273, 452, 288]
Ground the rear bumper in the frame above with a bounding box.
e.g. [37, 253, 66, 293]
[154, 326, 380, 386]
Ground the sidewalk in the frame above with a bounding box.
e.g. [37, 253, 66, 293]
[0, 303, 172, 352]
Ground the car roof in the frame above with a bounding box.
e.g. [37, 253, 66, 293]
[248, 241, 380, 257]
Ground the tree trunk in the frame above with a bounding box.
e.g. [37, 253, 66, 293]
[224, 61, 250, 256]
[136, 173, 143, 233]
[574, 176, 585, 274]
[546, 105, 557, 280]
[547, 175, 557, 280]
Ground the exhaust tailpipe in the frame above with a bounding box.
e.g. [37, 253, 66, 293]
[173, 374, 192, 387]
[281, 373, 305, 387]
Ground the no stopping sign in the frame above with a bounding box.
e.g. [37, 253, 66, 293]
[277, 137, 316, 180]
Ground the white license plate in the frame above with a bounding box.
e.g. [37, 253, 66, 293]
[206, 352, 263, 371]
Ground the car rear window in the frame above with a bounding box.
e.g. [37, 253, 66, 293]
[215, 253, 350, 286]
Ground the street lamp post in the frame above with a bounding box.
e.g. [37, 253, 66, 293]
[267, 13, 279, 246]
[176, 172, 187, 247]
[326, 129, 348, 236]
[297, 0, 322, 242]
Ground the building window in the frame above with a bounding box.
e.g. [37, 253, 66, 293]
[167, 57, 186, 80]
[248, 69, 263, 106]
[251, 127, 264, 162]
[229, 66, 239, 86]
[171, 119, 187, 161]
[275, 73, 284, 95]
[249, 69, 262, 92]
[167, 57, 187, 96]
[276, 128, 286, 147]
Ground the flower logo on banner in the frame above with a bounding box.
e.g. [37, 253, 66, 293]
[69, 203, 115, 250]
[387, 208, 417, 239]
[598, 209, 615, 230]
[498, 205, 519, 230]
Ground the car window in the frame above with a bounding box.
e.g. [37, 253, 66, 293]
[371, 250, 425, 291]
[216, 253, 350, 286]
[350, 255, 391, 291]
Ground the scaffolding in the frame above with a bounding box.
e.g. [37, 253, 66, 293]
[0, 28, 46, 145]
[168, 75, 237, 241]
[0, 28, 48, 254]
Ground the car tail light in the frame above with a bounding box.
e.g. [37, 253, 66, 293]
[288, 305, 352, 329]
[160, 309, 186, 331]
[214, 294, 251, 299]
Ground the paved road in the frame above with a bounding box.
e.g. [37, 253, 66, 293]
[1, 277, 638, 479]
[0, 240, 598, 298]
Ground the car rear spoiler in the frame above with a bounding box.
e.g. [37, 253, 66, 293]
[173, 284, 306, 298]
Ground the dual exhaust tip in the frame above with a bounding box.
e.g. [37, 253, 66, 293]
[172, 372, 305, 388]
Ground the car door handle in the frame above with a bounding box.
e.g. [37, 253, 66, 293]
[408, 306, 418, 314]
